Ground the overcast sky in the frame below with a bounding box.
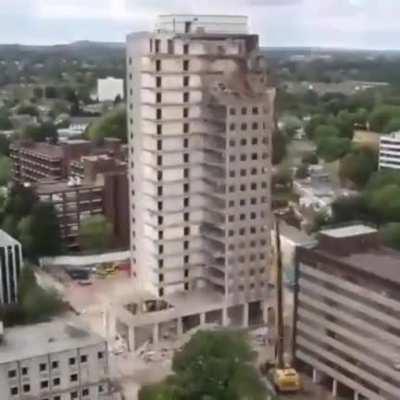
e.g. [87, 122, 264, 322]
[0, 0, 399, 49]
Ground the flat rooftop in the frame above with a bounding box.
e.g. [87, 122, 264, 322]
[321, 225, 377, 239]
[0, 320, 104, 364]
[308, 225, 400, 286]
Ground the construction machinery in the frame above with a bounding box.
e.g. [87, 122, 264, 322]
[270, 215, 302, 394]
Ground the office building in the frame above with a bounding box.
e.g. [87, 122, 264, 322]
[0, 230, 23, 305]
[126, 15, 274, 322]
[10, 138, 123, 184]
[379, 131, 400, 170]
[0, 320, 111, 400]
[97, 77, 124, 102]
[294, 225, 400, 400]
[36, 155, 129, 250]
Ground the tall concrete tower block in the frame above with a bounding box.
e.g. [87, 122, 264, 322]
[127, 15, 275, 314]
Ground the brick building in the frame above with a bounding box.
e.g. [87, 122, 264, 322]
[36, 156, 129, 250]
[10, 138, 123, 184]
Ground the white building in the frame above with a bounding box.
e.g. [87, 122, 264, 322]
[379, 131, 400, 170]
[97, 78, 124, 102]
[0, 230, 23, 305]
[0, 320, 111, 400]
[125, 14, 275, 333]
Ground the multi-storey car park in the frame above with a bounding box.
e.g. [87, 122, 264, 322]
[109, 15, 275, 351]
[294, 225, 400, 400]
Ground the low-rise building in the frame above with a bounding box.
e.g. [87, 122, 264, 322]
[379, 131, 400, 170]
[10, 139, 123, 184]
[58, 117, 98, 140]
[0, 320, 112, 400]
[294, 225, 400, 400]
[0, 230, 23, 305]
[36, 155, 129, 250]
[97, 78, 124, 102]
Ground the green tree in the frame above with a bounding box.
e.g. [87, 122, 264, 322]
[0, 111, 12, 130]
[331, 196, 368, 225]
[272, 130, 287, 165]
[87, 107, 127, 143]
[384, 117, 400, 133]
[3, 184, 37, 221]
[382, 223, 400, 251]
[339, 147, 377, 188]
[16, 104, 38, 117]
[367, 184, 400, 223]
[79, 215, 113, 252]
[314, 124, 341, 140]
[280, 114, 302, 137]
[45, 86, 58, 99]
[18, 202, 62, 259]
[316, 136, 351, 162]
[23, 122, 58, 143]
[301, 152, 319, 165]
[305, 114, 326, 138]
[369, 105, 400, 132]
[139, 331, 266, 400]
[33, 87, 44, 99]
[0, 156, 11, 186]
[0, 135, 10, 155]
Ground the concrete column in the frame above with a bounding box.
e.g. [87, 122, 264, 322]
[153, 323, 159, 345]
[242, 303, 249, 328]
[332, 379, 338, 398]
[312, 368, 323, 384]
[222, 308, 229, 327]
[108, 311, 117, 342]
[177, 318, 183, 336]
[354, 392, 360, 400]
[200, 312, 206, 326]
[128, 327, 135, 352]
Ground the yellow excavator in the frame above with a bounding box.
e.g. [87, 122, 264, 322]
[270, 215, 302, 394]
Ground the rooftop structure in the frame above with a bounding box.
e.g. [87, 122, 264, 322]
[294, 225, 400, 399]
[379, 131, 400, 170]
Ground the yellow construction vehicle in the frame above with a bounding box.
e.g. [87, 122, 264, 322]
[271, 215, 302, 393]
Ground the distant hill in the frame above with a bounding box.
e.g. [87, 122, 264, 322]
[0, 41, 125, 62]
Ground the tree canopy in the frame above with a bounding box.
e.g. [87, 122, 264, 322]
[79, 215, 113, 252]
[18, 202, 62, 259]
[16, 104, 38, 117]
[23, 122, 58, 143]
[0, 156, 11, 186]
[369, 105, 400, 132]
[316, 135, 351, 162]
[339, 146, 378, 188]
[87, 107, 127, 143]
[139, 330, 266, 400]
[272, 130, 287, 165]
[382, 223, 400, 251]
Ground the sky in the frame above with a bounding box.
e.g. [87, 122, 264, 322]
[0, 0, 399, 49]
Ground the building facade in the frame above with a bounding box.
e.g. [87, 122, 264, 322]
[0, 230, 23, 305]
[379, 131, 400, 170]
[0, 321, 111, 400]
[294, 225, 400, 400]
[97, 77, 124, 102]
[127, 15, 274, 312]
[10, 139, 123, 184]
[36, 155, 129, 250]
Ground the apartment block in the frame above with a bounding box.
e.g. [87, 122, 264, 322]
[36, 155, 129, 250]
[0, 230, 23, 305]
[10, 138, 123, 184]
[379, 131, 400, 170]
[0, 321, 111, 400]
[294, 225, 400, 400]
[127, 15, 274, 314]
